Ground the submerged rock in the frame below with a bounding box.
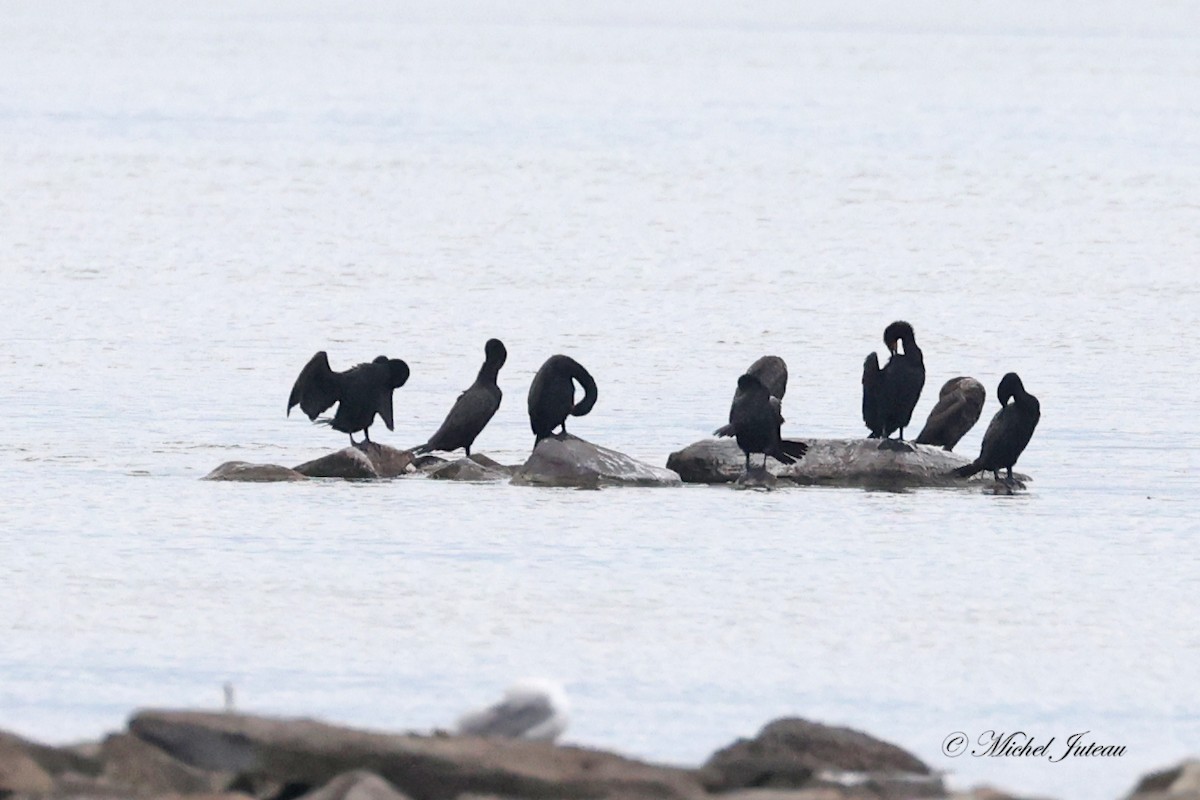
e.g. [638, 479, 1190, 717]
[293, 444, 413, 480]
[512, 434, 682, 488]
[667, 438, 1029, 489]
[127, 709, 704, 800]
[204, 461, 308, 482]
[428, 456, 512, 482]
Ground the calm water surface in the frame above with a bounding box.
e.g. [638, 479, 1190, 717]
[1, 3, 1198, 799]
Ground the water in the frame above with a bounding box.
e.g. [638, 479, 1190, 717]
[1, 2, 1198, 798]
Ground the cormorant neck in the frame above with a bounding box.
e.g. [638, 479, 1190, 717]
[477, 359, 502, 384]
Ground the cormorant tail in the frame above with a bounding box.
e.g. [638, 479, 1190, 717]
[713, 424, 735, 437]
[410, 443, 432, 455]
[953, 461, 982, 478]
[779, 440, 809, 460]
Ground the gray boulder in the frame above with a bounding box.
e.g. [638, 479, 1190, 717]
[204, 462, 308, 482]
[293, 444, 413, 480]
[428, 458, 511, 482]
[512, 435, 682, 488]
[667, 438, 1029, 489]
[127, 709, 704, 800]
[702, 718, 935, 794]
[97, 732, 221, 795]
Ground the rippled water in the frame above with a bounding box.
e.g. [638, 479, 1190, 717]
[1, 3, 1198, 799]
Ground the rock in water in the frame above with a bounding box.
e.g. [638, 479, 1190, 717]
[293, 444, 413, 480]
[203, 462, 307, 482]
[512, 435, 682, 488]
[428, 457, 510, 482]
[667, 437, 1029, 489]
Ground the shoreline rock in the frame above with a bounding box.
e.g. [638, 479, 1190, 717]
[667, 437, 1030, 489]
[1, 711, 1184, 800]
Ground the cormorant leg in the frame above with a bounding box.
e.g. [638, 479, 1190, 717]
[898, 427, 905, 441]
[348, 433, 357, 446]
[744, 452, 751, 471]
[362, 428, 372, 447]
[1006, 467, 1014, 485]
[993, 470, 1001, 482]
[465, 445, 471, 457]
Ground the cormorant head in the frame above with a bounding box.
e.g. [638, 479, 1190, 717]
[736, 373, 765, 392]
[386, 359, 410, 388]
[484, 338, 508, 367]
[883, 320, 915, 354]
[997, 372, 1022, 405]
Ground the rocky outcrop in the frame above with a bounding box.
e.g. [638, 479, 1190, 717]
[512, 435, 682, 488]
[701, 718, 935, 794]
[298, 771, 413, 800]
[294, 444, 412, 480]
[1126, 759, 1200, 799]
[204, 462, 308, 482]
[667, 438, 1029, 489]
[127, 709, 704, 800]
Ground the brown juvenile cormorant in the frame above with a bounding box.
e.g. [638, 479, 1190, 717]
[716, 372, 808, 471]
[527, 355, 597, 444]
[954, 372, 1040, 485]
[287, 352, 410, 446]
[861, 321, 925, 441]
[915, 376, 986, 451]
[412, 339, 507, 457]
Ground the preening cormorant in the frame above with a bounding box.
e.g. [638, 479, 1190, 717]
[861, 321, 925, 441]
[714, 355, 788, 437]
[287, 352, 410, 446]
[716, 373, 808, 471]
[915, 377, 986, 451]
[527, 355, 597, 443]
[412, 339, 507, 457]
[954, 372, 1040, 485]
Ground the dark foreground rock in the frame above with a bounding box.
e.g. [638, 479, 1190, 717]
[512, 435, 682, 488]
[128, 710, 704, 800]
[701, 718, 937, 795]
[204, 462, 308, 482]
[667, 438, 1029, 489]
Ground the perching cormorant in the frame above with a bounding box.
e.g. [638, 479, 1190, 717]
[915, 376, 986, 451]
[527, 355, 597, 443]
[861, 321, 925, 441]
[412, 339, 507, 457]
[287, 352, 410, 446]
[716, 373, 808, 471]
[954, 372, 1040, 485]
[714, 355, 788, 437]
[861, 352, 884, 438]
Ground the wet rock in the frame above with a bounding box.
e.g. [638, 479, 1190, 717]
[204, 462, 308, 482]
[128, 710, 704, 800]
[512, 435, 682, 488]
[702, 718, 933, 793]
[293, 444, 413, 480]
[1127, 759, 1200, 799]
[297, 771, 412, 800]
[667, 438, 1029, 489]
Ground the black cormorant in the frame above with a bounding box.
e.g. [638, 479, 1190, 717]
[954, 372, 1040, 485]
[714, 355, 788, 437]
[412, 339, 507, 458]
[915, 376, 986, 451]
[527, 355, 597, 444]
[287, 352, 410, 446]
[716, 373, 808, 471]
[862, 321, 925, 441]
